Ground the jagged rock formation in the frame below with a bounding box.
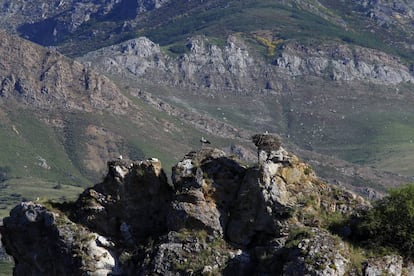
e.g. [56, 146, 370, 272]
[5, 135, 408, 275]
[72, 158, 171, 243]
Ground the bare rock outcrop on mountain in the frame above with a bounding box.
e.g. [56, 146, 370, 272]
[169, 148, 246, 235]
[276, 42, 414, 84]
[5, 134, 404, 275]
[81, 34, 414, 95]
[0, 31, 129, 113]
[81, 35, 263, 94]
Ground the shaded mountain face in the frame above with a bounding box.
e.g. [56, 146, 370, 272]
[0, 31, 135, 201]
[0, 0, 170, 45]
[1, 0, 414, 59]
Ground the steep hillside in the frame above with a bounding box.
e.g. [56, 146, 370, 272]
[0, 0, 169, 45]
[0, 31, 236, 217]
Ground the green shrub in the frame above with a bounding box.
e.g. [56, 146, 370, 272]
[168, 44, 190, 55]
[286, 226, 314, 248]
[355, 183, 414, 257]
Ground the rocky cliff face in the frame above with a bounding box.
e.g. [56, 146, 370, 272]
[3, 134, 406, 275]
[81, 34, 414, 95]
[275, 42, 414, 84]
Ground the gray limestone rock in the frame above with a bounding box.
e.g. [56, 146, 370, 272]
[284, 228, 349, 276]
[81, 34, 414, 96]
[363, 255, 403, 276]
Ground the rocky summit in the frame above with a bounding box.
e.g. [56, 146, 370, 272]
[1, 134, 410, 275]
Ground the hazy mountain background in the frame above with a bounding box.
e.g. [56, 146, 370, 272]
[1, 0, 414, 219]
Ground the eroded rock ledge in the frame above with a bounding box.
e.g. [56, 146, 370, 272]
[0, 134, 407, 275]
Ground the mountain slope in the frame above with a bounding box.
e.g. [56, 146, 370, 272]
[0, 0, 413, 208]
[0, 31, 230, 216]
[78, 33, 414, 179]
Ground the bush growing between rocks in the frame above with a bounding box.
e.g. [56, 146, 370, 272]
[355, 183, 414, 258]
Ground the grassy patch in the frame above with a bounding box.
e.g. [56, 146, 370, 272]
[0, 261, 13, 276]
[331, 111, 414, 175]
[0, 178, 82, 219]
[0, 109, 89, 185]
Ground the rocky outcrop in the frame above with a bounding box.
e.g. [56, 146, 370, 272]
[81, 35, 264, 94]
[283, 228, 349, 275]
[168, 148, 246, 235]
[1, 201, 121, 275]
[363, 255, 404, 276]
[0, 232, 11, 262]
[275, 42, 414, 84]
[0, 135, 406, 275]
[81, 34, 414, 95]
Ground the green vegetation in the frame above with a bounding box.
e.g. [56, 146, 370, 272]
[0, 261, 13, 276]
[172, 229, 227, 273]
[286, 226, 315, 248]
[0, 110, 90, 186]
[355, 183, 414, 258]
[332, 111, 414, 176]
[346, 244, 365, 275]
